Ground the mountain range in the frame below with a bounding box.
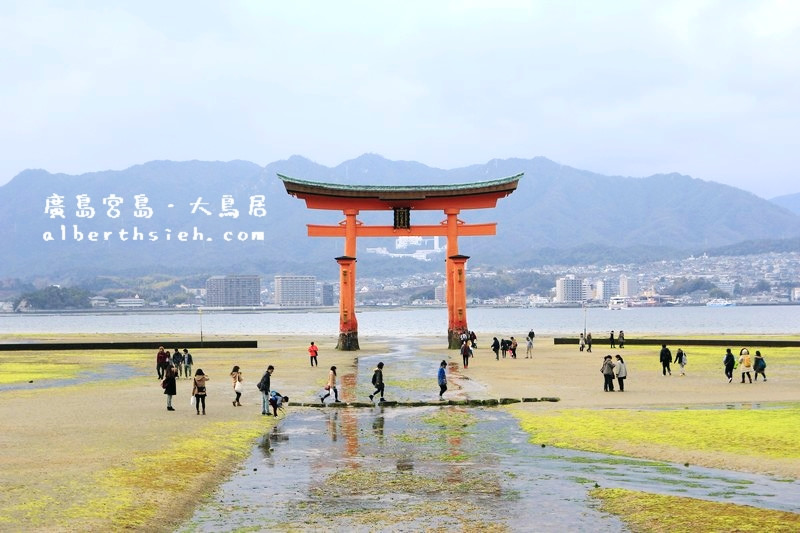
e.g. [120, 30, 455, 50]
[770, 193, 800, 215]
[2, 154, 799, 283]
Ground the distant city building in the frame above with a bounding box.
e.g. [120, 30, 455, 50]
[205, 275, 261, 307]
[716, 280, 736, 295]
[434, 284, 446, 303]
[555, 275, 585, 303]
[274, 275, 316, 306]
[619, 275, 639, 298]
[594, 280, 609, 302]
[792, 287, 800, 302]
[321, 282, 335, 306]
[89, 296, 109, 307]
[115, 296, 145, 308]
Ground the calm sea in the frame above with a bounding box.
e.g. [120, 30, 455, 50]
[1, 306, 798, 337]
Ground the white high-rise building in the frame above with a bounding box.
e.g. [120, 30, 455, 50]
[274, 275, 317, 306]
[555, 275, 585, 303]
[595, 280, 608, 302]
[434, 284, 446, 303]
[619, 275, 639, 298]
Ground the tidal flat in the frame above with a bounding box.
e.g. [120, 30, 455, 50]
[0, 334, 798, 531]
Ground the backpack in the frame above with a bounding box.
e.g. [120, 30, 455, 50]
[371, 370, 378, 386]
[743, 354, 751, 367]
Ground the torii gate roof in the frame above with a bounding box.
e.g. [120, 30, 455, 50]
[278, 173, 522, 210]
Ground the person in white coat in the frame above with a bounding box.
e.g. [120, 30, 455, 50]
[615, 354, 628, 392]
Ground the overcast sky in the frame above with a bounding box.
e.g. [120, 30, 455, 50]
[2, 1, 798, 197]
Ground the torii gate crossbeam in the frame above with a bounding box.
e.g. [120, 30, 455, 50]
[279, 173, 521, 350]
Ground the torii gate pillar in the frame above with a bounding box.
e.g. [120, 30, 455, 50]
[335, 255, 359, 350]
[447, 254, 470, 349]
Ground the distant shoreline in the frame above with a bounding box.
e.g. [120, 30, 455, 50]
[4, 301, 799, 316]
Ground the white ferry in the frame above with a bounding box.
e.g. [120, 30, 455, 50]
[608, 297, 628, 310]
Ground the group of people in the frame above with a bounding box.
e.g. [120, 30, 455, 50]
[159, 359, 207, 414]
[483, 330, 539, 361]
[580, 330, 625, 352]
[304, 340, 388, 404]
[600, 354, 628, 391]
[609, 330, 625, 349]
[156, 346, 194, 379]
[659, 344, 768, 383]
[579, 333, 592, 352]
[657, 345, 688, 376]
[723, 348, 767, 383]
[157, 344, 289, 416]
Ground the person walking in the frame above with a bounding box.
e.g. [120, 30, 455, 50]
[609, 330, 616, 349]
[618, 330, 625, 349]
[321, 366, 340, 404]
[257, 365, 274, 415]
[674, 348, 687, 376]
[369, 362, 385, 402]
[162, 364, 177, 411]
[586, 333, 593, 353]
[615, 354, 627, 391]
[510, 337, 518, 359]
[172, 348, 183, 378]
[437, 360, 448, 400]
[739, 348, 753, 383]
[461, 340, 472, 368]
[525, 336, 533, 358]
[753, 351, 767, 381]
[183, 349, 193, 378]
[601, 355, 615, 392]
[491, 337, 500, 360]
[501, 339, 509, 358]
[659, 344, 672, 376]
[308, 341, 319, 367]
[192, 368, 209, 415]
[579, 333, 585, 352]
[723, 348, 736, 383]
[230, 365, 243, 406]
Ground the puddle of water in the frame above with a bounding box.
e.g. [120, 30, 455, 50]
[179, 406, 625, 532]
[0, 363, 141, 391]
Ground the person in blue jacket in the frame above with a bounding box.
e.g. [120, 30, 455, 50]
[437, 360, 448, 400]
[268, 390, 289, 417]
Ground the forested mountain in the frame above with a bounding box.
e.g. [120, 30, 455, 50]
[2, 155, 799, 282]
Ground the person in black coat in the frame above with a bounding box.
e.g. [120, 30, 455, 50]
[162, 366, 178, 411]
[659, 344, 672, 376]
[723, 348, 736, 383]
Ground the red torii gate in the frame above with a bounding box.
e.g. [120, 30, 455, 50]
[279, 174, 521, 350]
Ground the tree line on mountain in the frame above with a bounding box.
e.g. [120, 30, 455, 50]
[14, 286, 92, 310]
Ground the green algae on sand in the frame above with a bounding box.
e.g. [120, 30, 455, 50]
[591, 487, 800, 532]
[510, 404, 800, 465]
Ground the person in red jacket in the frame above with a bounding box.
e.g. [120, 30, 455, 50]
[308, 341, 319, 367]
[156, 346, 168, 379]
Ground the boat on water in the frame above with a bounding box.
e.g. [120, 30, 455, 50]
[706, 298, 736, 307]
[608, 297, 628, 310]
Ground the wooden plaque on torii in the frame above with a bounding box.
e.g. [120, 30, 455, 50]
[279, 173, 522, 350]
